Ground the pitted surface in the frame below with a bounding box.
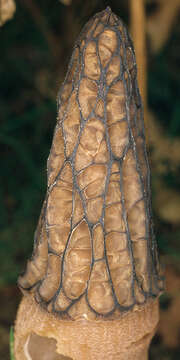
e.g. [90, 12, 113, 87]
[18, 7, 163, 319]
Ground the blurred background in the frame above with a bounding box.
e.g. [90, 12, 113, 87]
[0, 0, 180, 359]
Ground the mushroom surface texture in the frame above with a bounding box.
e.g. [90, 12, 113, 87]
[15, 7, 164, 360]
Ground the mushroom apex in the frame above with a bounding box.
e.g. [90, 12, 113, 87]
[105, 6, 112, 13]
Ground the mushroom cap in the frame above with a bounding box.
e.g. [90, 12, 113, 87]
[18, 7, 164, 320]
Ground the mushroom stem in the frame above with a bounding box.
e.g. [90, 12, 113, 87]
[15, 294, 159, 360]
[0, 0, 16, 26]
[14, 7, 163, 360]
[147, 0, 180, 54]
[130, 0, 147, 121]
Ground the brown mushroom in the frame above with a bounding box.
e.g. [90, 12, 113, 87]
[14, 7, 164, 360]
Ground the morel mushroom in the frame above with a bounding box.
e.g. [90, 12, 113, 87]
[14, 7, 164, 360]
